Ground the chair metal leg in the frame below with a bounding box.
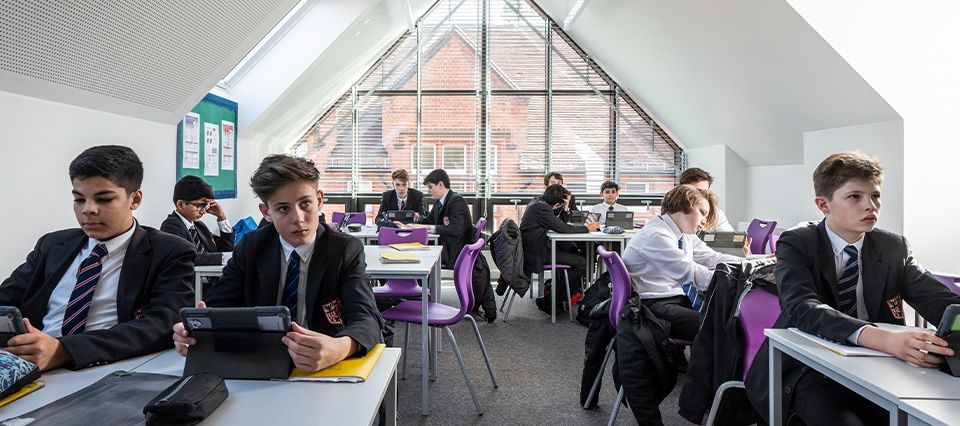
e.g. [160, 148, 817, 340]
[564, 269, 574, 322]
[465, 314, 498, 388]
[444, 326, 483, 416]
[584, 339, 615, 409]
[607, 387, 624, 426]
[502, 291, 517, 322]
[499, 289, 509, 312]
[705, 381, 744, 426]
[401, 322, 410, 380]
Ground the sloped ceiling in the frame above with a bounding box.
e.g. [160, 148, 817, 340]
[533, 0, 900, 165]
[0, 0, 298, 123]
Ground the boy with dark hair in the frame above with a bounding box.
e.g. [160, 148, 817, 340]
[680, 167, 734, 232]
[398, 169, 473, 268]
[376, 168, 426, 228]
[160, 175, 234, 265]
[521, 184, 600, 313]
[173, 154, 382, 371]
[589, 180, 628, 225]
[0, 145, 194, 370]
[745, 152, 960, 425]
[530, 171, 579, 216]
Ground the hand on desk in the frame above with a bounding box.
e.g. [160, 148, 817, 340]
[858, 326, 954, 368]
[282, 322, 358, 372]
[172, 300, 207, 356]
[585, 218, 600, 232]
[5, 318, 71, 371]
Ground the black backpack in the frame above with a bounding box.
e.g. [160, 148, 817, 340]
[576, 272, 612, 326]
[620, 296, 678, 401]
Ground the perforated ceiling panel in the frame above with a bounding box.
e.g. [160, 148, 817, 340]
[0, 0, 297, 123]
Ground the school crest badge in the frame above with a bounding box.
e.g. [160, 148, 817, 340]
[323, 298, 343, 325]
[443, 215, 450, 226]
[885, 294, 904, 320]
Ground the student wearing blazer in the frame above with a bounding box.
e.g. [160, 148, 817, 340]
[398, 169, 473, 269]
[174, 155, 382, 371]
[160, 176, 234, 266]
[745, 153, 960, 425]
[376, 169, 426, 228]
[0, 146, 194, 371]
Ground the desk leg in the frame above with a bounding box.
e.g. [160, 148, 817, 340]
[421, 270, 430, 415]
[194, 272, 202, 305]
[769, 342, 783, 426]
[386, 368, 398, 426]
[586, 241, 593, 285]
[551, 239, 557, 324]
[430, 262, 440, 380]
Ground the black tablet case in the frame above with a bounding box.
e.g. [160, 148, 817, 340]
[183, 309, 292, 380]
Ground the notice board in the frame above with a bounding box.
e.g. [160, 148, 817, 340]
[177, 93, 238, 198]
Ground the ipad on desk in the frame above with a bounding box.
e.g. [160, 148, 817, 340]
[180, 307, 293, 379]
[936, 304, 960, 377]
[605, 211, 634, 229]
[567, 211, 587, 224]
[700, 231, 748, 256]
[385, 210, 415, 223]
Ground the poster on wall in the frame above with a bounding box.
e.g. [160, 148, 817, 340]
[182, 112, 201, 169]
[221, 120, 235, 171]
[204, 122, 220, 176]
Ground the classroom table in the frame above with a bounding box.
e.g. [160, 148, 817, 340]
[346, 225, 439, 245]
[545, 231, 635, 323]
[900, 399, 960, 426]
[129, 349, 402, 425]
[363, 245, 443, 416]
[765, 328, 960, 426]
[2, 352, 163, 419]
[193, 264, 226, 304]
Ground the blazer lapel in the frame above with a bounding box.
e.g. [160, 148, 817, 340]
[305, 227, 330, 319]
[860, 233, 888, 320]
[30, 233, 86, 314]
[117, 225, 151, 322]
[257, 236, 282, 305]
[815, 222, 840, 306]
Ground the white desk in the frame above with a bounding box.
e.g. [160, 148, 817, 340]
[545, 231, 635, 323]
[194, 264, 226, 304]
[766, 328, 960, 426]
[363, 245, 443, 416]
[2, 352, 162, 419]
[346, 225, 439, 245]
[130, 349, 401, 426]
[901, 399, 960, 426]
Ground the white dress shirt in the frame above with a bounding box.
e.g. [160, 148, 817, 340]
[43, 223, 137, 337]
[822, 223, 871, 343]
[706, 208, 735, 232]
[622, 214, 743, 299]
[175, 211, 232, 235]
[278, 230, 317, 327]
[589, 202, 628, 225]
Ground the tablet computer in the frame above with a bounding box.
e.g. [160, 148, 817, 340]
[936, 304, 960, 377]
[567, 210, 587, 224]
[385, 210, 415, 223]
[0, 306, 26, 346]
[180, 306, 291, 333]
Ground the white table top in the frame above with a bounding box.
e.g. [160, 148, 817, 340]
[546, 230, 637, 241]
[2, 352, 163, 418]
[900, 399, 960, 426]
[765, 329, 960, 401]
[130, 349, 401, 425]
[363, 245, 443, 278]
[195, 264, 226, 273]
[346, 225, 438, 241]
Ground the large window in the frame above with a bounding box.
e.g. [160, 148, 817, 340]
[294, 0, 682, 202]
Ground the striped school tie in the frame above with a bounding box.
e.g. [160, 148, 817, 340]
[189, 226, 205, 253]
[283, 251, 301, 320]
[400, 199, 406, 210]
[61, 243, 108, 335]
[837, 245, 859, 316]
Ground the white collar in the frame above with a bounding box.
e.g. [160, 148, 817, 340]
[824, 222, 865, 256]
[88, 220, 137, 255]
[659, 214, 683, 240]
[175, 211, 195, 230]
[279, 228, 318, 264]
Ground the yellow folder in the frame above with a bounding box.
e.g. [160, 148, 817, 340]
[388, 242, 429, 251]
[0, 381, 44, 408]
[379, 251, 420, 263]
[286, 344, 386, 383]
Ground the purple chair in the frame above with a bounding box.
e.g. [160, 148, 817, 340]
[916, 271, 960, 327]
[704, 286, 780, 425]
[747, 219, 777, 254]
[331, 211, 366, 228]
[768, 233, 780, 254]
[381, 238, 497, 415]
[583, 246, 632, 416]
[473, 216, 487, 243]
[372, 228, 429, 299]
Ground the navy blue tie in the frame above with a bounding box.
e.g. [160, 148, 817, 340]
[189, 227, 205, 253]
[400, 199, 406, 210]
[678, 237, 684, 251]
[62, 244, 108, 335]
[283, 251, 301, 320]
[837, 245, 859, 316]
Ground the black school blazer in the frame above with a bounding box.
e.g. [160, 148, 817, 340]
[203, 223, 383, 356]
[418, 191, 473, 268]
[376, 188, 426, 228]
[160, 212, 235, 266]
[0, 225, 195, 369]
[744, 221, 960, 422]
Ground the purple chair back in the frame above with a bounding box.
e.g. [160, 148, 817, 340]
[931, 271, 960, 295]
[737, 286, 780, 379]
[332, 212, 366, 226]
[597, 246, 632, 330]
[378, 227, 428, 245]
[473, 217, 487, 243]
[452, 238, 486, 320]
[747, 219, 777, 254]
[768, 233, 779, 254]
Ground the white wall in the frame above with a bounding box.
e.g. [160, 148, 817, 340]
[747, 119, 904, 233]
[0, 90, 264, 276]
[785, 0, 960, 274]
[686, 144, 749, 225]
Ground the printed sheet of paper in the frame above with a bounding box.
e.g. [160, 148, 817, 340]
[204, 122, 220, 176]
[182, 113, 201, 169]
[221, 120, 235, 171]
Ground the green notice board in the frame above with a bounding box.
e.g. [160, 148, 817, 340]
[177, 93, 238, 198]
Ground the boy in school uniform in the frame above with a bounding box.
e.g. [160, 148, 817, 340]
[160, 175, 234, 266]
[745, 152, 960, 425]
[528, 171, 579, 216]
[680, 167, 735, 232]
[589, 180, 628, 226]
[375, 169, 426, 228]
[397, 169, 473, 269]
[173, 155, 382, 371]
[0, 145, 195, 371]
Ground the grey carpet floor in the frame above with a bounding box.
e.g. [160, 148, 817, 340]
[393, 284, 691, 425]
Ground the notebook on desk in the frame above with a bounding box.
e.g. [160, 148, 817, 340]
[379, 251, 420, 264]
[286, 344, 385, 383]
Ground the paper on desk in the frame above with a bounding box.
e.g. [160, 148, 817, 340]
[788, 328, 893, 357]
